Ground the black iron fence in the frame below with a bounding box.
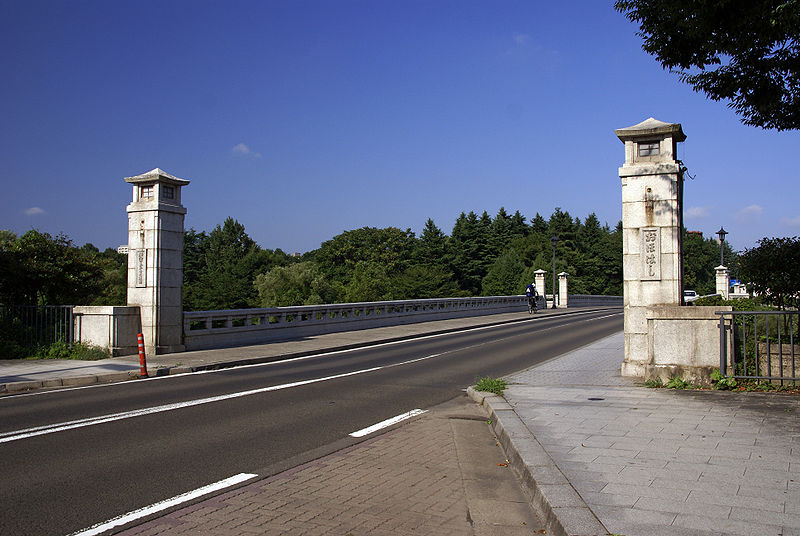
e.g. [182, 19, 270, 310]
[717, 310, 799, 384]
[0, 305, 74, 352]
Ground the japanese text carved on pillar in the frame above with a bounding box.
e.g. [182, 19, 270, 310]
[641, 227, 661, 281]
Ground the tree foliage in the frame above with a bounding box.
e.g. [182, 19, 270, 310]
[0, 230, 106, 305]
[738, 236, 800, 309]
[183, 217, 291, 311]
[254, 262, 339, 307]
[615, 0, 800, 130]
[1, 207, 633, 311]
[682, 231, 735, 295]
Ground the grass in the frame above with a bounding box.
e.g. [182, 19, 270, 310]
[475, 376, 507, 396]
[23, 341, 110, 360]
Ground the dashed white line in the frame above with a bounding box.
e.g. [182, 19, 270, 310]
[68, 472, 257, 536]
[349, 409, 427, 438]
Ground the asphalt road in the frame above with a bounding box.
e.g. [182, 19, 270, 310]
[0, 308, 622, 536]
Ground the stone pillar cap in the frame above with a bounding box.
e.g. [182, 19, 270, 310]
[715, 265, 729, 271]
[558, 271, 569, 277]
[124, 168, 190, 186]
[533, 269, 547, 274]
[615, 117, 686, 143]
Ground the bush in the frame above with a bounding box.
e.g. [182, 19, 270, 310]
[694, 296, 769, 311]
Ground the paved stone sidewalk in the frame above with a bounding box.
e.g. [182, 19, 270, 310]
[500, 331, 800, 536]
[115, 397, 543, 536]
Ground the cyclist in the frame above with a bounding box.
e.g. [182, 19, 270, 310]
[525, 283, 539, 314]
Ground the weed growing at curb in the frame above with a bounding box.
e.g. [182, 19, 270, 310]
[475, 377, 507, 396]
[644, 377, 664, 388]
[644, 369, 799, 394]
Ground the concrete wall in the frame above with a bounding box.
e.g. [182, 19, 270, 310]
[73, 306, 141, 356]
[644, 305, 732, 383]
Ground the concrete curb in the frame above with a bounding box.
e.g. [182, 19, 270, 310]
[467, 386, 609, 536]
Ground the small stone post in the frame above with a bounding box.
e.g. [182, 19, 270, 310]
[715, 266, 730, 300]
[534, 269, 546, 300]
[615, 118, 686, 377]
[558, 272, 568, 308]
[125, 169, 189, 355]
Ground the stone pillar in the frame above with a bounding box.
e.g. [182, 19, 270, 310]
[715, 266, 730, 300]
[615, 118, 686, 377]
[534, 269, 546, 299]
[125, 169, 189, 355]
[558, 272, 568, 308]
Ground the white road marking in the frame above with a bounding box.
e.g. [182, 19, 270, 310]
[0, 354, 443, 443]
[349, 409, 427, 438]
[68, 472, 257, 536]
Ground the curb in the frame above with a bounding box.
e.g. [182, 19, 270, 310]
[1, 308, 598, 395]
[467, 386, 609, 536]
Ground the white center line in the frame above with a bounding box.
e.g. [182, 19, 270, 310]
[68, 472, 257, 536]
[349, 409, 427, 438]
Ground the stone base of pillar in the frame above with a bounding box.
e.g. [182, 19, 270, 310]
[621, 360, 647, 377]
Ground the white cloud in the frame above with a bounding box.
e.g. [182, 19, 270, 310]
[781, 215, 800, 227]
[231, 142, 262, 158]
[24, 207, 45, 216]
[685, 206, 710, 220]
[513, 33, 531, 46]
[735, 204, 763, 222]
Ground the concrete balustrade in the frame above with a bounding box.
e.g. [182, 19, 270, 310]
[182, 295, 623, 350]
[184, 296, 523, 350]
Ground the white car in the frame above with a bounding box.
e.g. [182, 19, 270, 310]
[683, 290, 699, 303]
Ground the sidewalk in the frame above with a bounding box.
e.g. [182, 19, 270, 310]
[470, 331, 800, 536]
[0, 310, 553, 394]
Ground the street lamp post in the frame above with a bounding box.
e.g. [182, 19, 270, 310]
[550, 235, 559, 309]
[716, 227, 728, 266]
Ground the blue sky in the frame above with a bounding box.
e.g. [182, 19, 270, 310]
[2, 0, 798, 254]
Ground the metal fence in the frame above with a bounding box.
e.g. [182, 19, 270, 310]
[0, 305, 74, 351]
[717, 310, 799, 385]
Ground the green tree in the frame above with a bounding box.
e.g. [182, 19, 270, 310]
[615, 0, 800, 130]
[91, 247, 127, 306]
[481, 249, 526, 296]
[191, 218, 266, 310]
[509, 210, 529, 237]
[417, 219, 449, 267]
[254, 262, 341, 307]
[1, 230, 103, 305]
[344, 262, 393, 303]
[738, 236, 800, 309]
[183, 229, 209, 311]
[393, 265, 464, 299]
[449, 212, 492, 295]
[312, 227, 416, 285]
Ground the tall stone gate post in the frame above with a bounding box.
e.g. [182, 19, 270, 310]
[125, 168, 189, 355]
[615, 118, 686, 377]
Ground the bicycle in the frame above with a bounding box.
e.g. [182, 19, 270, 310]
[527, 295, 538, 314]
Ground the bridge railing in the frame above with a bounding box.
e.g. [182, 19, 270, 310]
[183, 294, 621, 351]
[183, 296, 525, 350]
[567, 294, 624, 307]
